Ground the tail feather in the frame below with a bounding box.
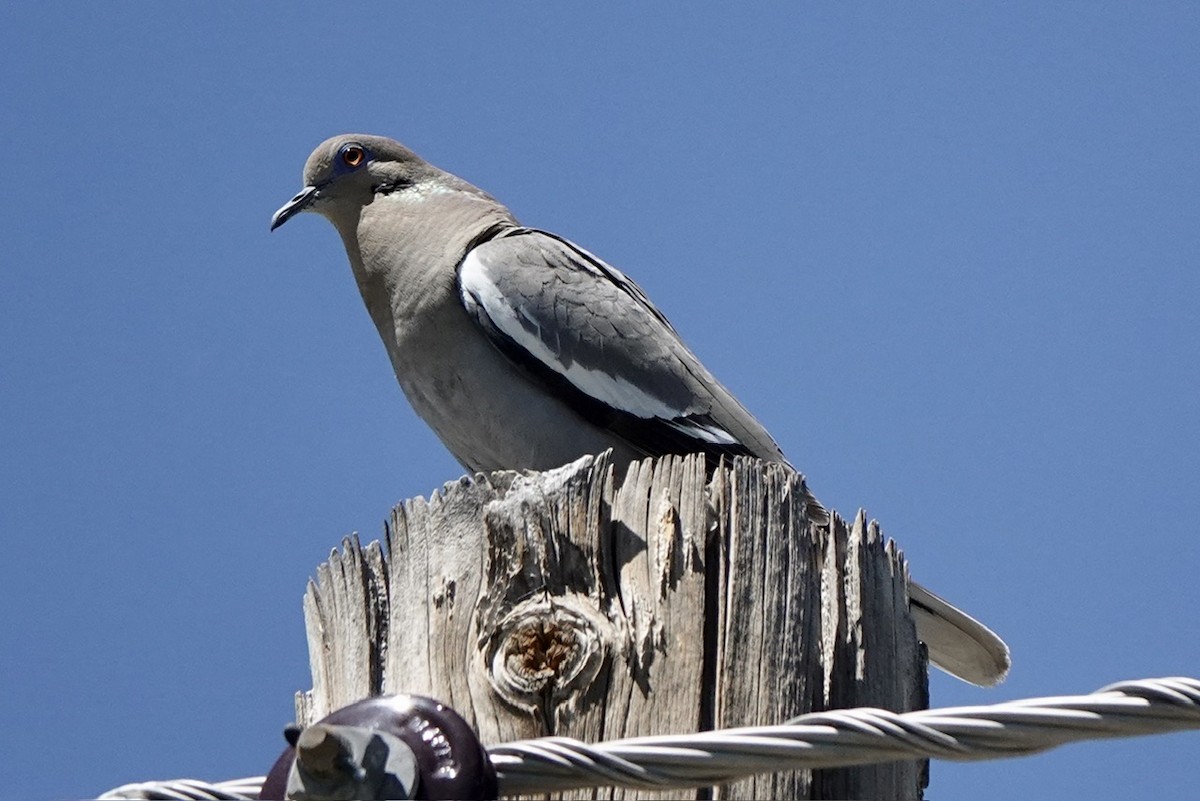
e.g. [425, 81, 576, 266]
[787, 473, 1008, 686]
[909, 580, 1011, 687]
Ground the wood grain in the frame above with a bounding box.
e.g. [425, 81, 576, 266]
[295, 453, 926, 799]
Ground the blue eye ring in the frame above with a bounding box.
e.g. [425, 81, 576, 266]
[340, 143, 366, 169]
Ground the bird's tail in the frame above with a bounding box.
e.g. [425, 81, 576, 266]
[908, 580, 1011, 687]
[792, 478, 1008, 686]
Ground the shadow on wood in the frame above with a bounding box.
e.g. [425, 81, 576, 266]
[294, 452, 927, 800]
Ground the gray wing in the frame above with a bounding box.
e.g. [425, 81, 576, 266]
[457, 227, 786, 465]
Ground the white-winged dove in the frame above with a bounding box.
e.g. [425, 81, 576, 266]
[273, 134, 1010, 686]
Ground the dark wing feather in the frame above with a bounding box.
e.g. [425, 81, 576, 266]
[457, 228, 783, 467]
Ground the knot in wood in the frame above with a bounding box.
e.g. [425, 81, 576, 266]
[485, 595, 609, 715]
[506, 619, 577, 679]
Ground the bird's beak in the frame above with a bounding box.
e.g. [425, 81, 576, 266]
[271, 185, 320, 231]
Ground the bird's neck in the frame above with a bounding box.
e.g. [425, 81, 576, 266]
[337, 189, 517, 332]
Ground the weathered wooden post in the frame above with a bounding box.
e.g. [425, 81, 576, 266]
[294, 452, 927, 799]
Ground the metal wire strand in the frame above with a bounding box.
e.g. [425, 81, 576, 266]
[489, 677, 1200, 794]
[97, 677, 1200, 799]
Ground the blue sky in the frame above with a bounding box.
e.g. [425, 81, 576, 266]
[2, 4, 1198, 799]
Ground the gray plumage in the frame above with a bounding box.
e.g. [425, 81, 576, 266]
[272, 133, 1010, 686]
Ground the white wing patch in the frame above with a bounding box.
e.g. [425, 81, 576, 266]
[666, 419, 741, 446]
[461, 249, 708, 424]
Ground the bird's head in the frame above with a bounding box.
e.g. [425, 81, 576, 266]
[270, 134, 433, 231]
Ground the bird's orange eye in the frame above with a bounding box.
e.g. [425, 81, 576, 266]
[341, 145, 365, 168]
